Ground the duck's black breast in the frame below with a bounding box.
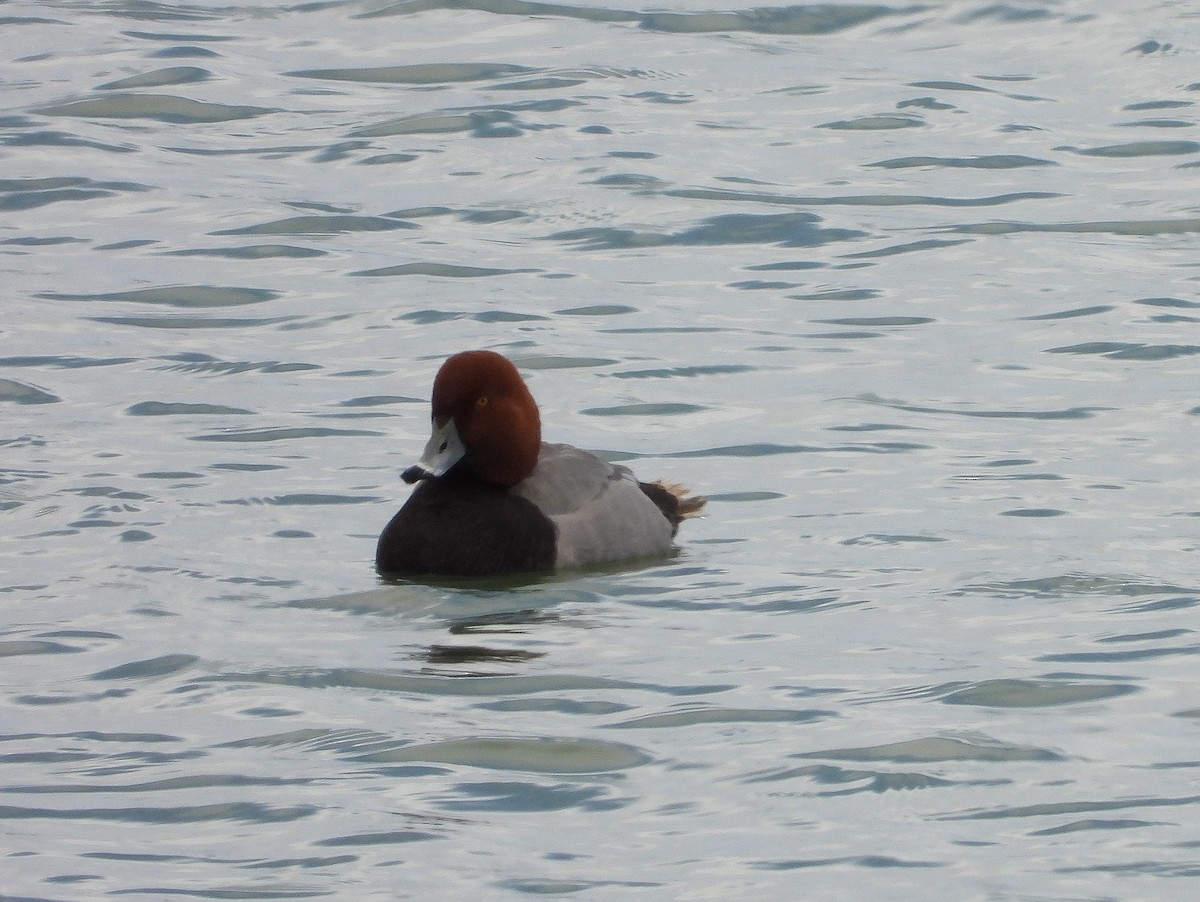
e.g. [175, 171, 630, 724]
[375, 473, 556, 577]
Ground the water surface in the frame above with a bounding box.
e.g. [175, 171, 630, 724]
[3, 1, 1199, 898]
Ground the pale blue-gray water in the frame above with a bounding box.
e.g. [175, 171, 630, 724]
[3, 1, 1199, 898]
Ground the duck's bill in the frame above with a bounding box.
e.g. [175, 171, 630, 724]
[402, 417, 465, 483]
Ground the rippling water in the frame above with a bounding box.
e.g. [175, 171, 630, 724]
[4, 1, 1200, 898]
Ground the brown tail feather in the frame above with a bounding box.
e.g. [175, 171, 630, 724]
[640, 480, 707, 535]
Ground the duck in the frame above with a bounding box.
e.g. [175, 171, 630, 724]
[376, 350, 706, 577]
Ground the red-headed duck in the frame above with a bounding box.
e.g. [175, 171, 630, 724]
[376, 350, 706, 577]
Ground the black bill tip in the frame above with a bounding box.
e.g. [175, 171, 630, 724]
[401, 465, 431, 484]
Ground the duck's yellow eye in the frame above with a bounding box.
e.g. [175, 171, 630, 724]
[476, 396, 489, 408]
